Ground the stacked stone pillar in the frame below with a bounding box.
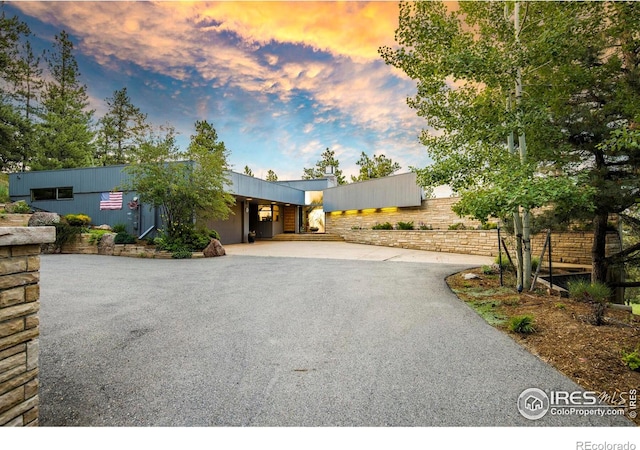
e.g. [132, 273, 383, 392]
[0, 227, 55, 426]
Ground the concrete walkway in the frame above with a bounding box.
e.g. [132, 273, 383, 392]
[225, 240, 494, 265]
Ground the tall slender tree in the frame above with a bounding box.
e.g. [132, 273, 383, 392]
[34, 30, 94, 169]
[96, 87, 149, 165]
[265, 169, 278, 181]
[0, 5, 31, 171]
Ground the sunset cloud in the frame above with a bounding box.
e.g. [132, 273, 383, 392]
[9, 1, 429, 180]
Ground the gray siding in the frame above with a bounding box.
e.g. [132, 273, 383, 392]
[323, 172, 423, 212]
[201, 202, 244, 245]
[226, 172, 305, 205]
[274, 179, 330, 192]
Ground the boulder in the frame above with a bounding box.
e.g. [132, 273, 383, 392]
[93, 224, 112, 231]
[28, 212, 61, 227]
[203, 238, 226, 257]
[464, 273, 481, 280]
[98, 233, 116, 255]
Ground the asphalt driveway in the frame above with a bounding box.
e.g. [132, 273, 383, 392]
[38, 248, 632, 426]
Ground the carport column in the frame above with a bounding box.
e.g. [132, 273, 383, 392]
[242, 201, 250, 243]
[0, 227, 55, 427]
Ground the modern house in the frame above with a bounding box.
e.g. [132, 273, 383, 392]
[8, 165, 432, 245]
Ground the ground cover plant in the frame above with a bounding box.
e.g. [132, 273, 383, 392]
[448, 267, 640, 426]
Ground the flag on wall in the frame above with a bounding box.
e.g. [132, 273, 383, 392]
[100, 192, 123, 210]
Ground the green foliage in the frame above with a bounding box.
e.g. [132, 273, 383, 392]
[448, 223, 467, 230]
[494, 255, 512, 272]
[568, 280, 611, 326]
[112, 223, 127, 234]
[8, 200, 30, 213]
[265, 169, 278, 182]
[152, 228, 218, 253]
[301, 148, 346, 185]
[481, 222, 498, 230]
[53, 222, 82, 250]
[621, 348, 640, 372]
[351, 152, 401, 182]
[123, 121, 234, 244]
[33, 31, 94, 170]
[0, 174, 9, 203]
[555, 303, 566, 310]
[95, 87, 149, 166]
[396, 221, 414, 230]
[87, 229, 111, 245]
[171, 248, 192, 259]
[568, 281, 612, 303]
[381, 1, 640, 285]
[64, 213, 91, 227]
[114, 232, 136, 245]
[372, 222, 393, 230]
[482, 265, 494, 275]
[508, 315, 536, 334]
[418, 222, 432, 230]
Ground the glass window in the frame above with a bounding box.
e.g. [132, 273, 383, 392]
[57, 187, 74, 199]
[258, 205, 272, 222]
[31, 187, 73, 201]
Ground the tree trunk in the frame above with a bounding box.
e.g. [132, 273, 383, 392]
[522, 207, 532, 290]
[513, 209, 524, 291]
[591, 212, 608, 284]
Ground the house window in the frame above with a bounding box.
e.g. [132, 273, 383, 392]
[258, 204, 280, 222]
[31, 187, 74, 201]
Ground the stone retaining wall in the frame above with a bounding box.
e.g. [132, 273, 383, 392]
[340, 229, 621, 265]
[0, 227, 55, 427]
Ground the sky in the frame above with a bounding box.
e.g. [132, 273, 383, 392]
[5, 1, 432, 182]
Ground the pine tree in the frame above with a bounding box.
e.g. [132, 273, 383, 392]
[96, 87, 149, 165]
[34, 30, 94, 169]
[302, 148, 346, 184]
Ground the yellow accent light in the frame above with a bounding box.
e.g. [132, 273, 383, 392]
[380, 207, 399, 213]
[361, 208, 377, 215]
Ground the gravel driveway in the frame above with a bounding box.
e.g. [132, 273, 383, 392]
[38, 252, 632, 426]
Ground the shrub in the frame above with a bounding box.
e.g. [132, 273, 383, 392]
[508, 315, 536, 334]
[494, 255, 512, 271]
[171, 248, 193, 259]
[0, 185, 9, 203]
[53, 222, 82, 250]
[87, 229, 112, 245]
[481, 222, 498, 230]
[8, 200, 31, 214]
[372, 222, 393, 230]
[114, 232, 136, 245]
[482, 265, 494, 275]
[112, 223, 127, 234]
[448, 222, 467, 230]
[64, 213, 91, 227]
[621, 348, 640, 371]
[396, 221, 414, 230]
[418, 223, 432, 230]
[531, 257, 540, 272]
[568, 280, 611, 326]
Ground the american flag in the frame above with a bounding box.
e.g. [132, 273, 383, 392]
[100, 192, 123, 210]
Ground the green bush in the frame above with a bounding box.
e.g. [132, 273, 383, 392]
[112, 223, 127, 234]
[396, 221, 415, 230]
[9, 200, 31, 213]
[494, 255, 512, 271]
[482, 265, 494, 275]
[53, 222, 82, 250]
[64, 213, 92, 227]
[372, 222, 393, 230]
[114, 232, 136, 245]
[171, 248, 193, 259]
[481, 222, 498, 230]
[621, 348, 640, 371]
[508, 315, 536, 334]
[418, 223, 432, 230]
[568, 280, 611, 303]
[568, 280, 611, 326]
[448, 222, 467, 230]
[87, 229, 112, 245]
